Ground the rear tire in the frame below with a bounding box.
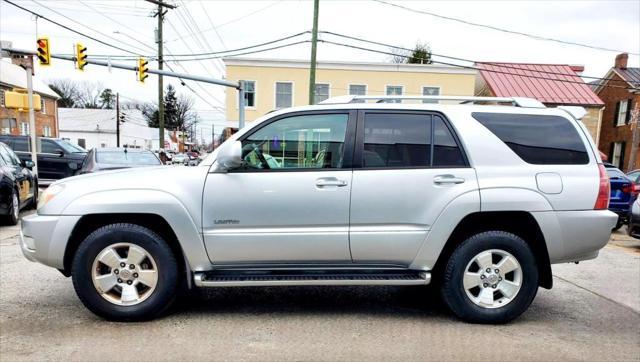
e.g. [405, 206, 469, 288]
[5, 190, 19, 226]
[612, 217, 624, 231]
[71, 223, 178, 321]
[441, 231, 538, 324]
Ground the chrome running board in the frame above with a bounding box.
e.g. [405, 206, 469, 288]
[193, 270, 431, 287]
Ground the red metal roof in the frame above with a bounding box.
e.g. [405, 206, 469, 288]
[477, 62, 604, 106]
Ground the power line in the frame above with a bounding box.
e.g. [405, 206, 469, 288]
[198, 0, 227, 50]
[165, 0, 283, 43]
[320, 40, 635, 90]
[29, 0, 151, 54]
[320, 31, 632, 85]
[372, 0, 639, 56]
[3, 0, 139, 54]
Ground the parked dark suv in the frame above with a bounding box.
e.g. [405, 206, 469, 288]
[0, 135, 87, 184]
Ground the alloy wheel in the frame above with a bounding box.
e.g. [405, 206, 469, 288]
[91, 243, 159, 306]
[462, 249, 523, 309]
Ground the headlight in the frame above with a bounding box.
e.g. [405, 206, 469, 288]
[37, 184, 65, 209]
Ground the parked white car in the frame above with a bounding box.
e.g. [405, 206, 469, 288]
[20, 96, 616, 323]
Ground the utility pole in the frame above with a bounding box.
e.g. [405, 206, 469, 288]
[23, 57, 38, 175]
[627, 99, 640, 172]
[308, 0, 319, 105]
[116, 93, 120, 147]
[147, 0, 176, 150]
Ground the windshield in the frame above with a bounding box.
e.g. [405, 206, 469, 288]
[96, 151, 161, 165]
[59, 140, 87, 153]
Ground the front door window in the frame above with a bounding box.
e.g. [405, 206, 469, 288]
[240, 113, 349, 170]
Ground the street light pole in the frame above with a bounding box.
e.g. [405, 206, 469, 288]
[116, 92, 120, 147]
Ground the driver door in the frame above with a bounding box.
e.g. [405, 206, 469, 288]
[202, 111, 356, 264]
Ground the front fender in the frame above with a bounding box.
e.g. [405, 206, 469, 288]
[62, 189, 211, 271]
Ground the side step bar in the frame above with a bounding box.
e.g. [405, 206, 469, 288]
[194, 270, 431, 287]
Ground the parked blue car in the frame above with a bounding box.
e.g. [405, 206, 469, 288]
[605, 163, 638, 230]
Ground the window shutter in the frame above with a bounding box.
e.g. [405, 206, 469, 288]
[620, 142, 627, 170]
[626, 98, 634, 124]
[614, 101, 620, 127]
[609, 142, 614, 162]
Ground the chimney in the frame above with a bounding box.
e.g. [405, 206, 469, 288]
[615, 53, 628, 69]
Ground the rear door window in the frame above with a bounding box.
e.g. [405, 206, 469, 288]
[361, 112, 467, 168]
[472, 112, 589, 165]
[12, 137, 29, 152]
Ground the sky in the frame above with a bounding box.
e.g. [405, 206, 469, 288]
[1, 0, 639, 143]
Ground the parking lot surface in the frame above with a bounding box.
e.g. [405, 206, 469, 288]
[1, 215, 639, 361]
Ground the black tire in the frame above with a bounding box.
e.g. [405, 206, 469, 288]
[441, 231, 539, 324]
[5, 189, 19, 226]
[612, 217, 624, 231]
[71, 223, 179, 321]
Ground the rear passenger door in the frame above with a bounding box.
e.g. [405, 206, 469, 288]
[349, 111, 478, 265]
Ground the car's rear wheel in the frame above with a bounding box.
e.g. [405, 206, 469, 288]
[71, 223, 178, 321]
[441, 231, 538, 324]
[5, 190, 19, 226]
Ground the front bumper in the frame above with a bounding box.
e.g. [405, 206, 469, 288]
[20, 213, 82, 270]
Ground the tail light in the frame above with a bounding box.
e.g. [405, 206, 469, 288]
[621, 183, 640, 195]
[594, 163, 610, 210]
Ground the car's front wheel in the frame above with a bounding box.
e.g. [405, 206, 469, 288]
[441, 231, 539, 324]
[71, 223, 178, 321]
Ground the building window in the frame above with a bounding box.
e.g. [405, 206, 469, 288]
[243, 81, 255, 107]
[275, 82, 293, 109]
[612, 142, 625, 169]
[422, 86, 440, 103]
[42, 125, 52, 137]
[616, 100, 628, 126]
[1, 118, 16, 135]
[349, 84, 366, 103]
[20, 122, 30, 136]
[0, 89, 5, 107]
[386, 85, 403, 103]
[40, 98, 46, 114]
[314, 83, 330, 104]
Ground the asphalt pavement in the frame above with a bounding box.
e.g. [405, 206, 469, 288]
[1, 214, 638, 361]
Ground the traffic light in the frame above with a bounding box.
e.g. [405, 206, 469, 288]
[137, 57, 149, 83]
[75, 43, 87, 71]
[36, 37, 51, 66]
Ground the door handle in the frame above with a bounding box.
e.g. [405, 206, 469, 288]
[433, 175, 465, 185]
[316, 178, 348, 187]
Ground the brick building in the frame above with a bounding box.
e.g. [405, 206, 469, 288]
[593, 53, 640, 172]
[475, 62, 604, 142]
[0, 59, 59, 138]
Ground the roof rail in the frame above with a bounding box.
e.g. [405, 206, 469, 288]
[318, 95, 546, 108]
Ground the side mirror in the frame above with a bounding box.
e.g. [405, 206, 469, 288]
[56, 150, 64, 157]
[22, 160, 35, 169]
[216, 141, 243, 171]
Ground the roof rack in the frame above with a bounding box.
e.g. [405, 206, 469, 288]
[318, 95, 546, 108]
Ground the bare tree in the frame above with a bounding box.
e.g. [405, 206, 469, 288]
[389, 46, 411, 63]
[627, 100, 640, 172]
[48, 79, 78, 108]
[75, 81, 105, 109]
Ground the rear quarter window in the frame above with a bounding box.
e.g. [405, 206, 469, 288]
[471, 112, 589, 165]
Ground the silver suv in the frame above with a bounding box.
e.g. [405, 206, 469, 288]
[20, 96, 616, 323]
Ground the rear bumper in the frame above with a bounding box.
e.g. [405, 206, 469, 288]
[532, 210, 618, 264]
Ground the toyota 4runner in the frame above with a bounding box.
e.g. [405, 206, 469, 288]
[20, 96, 617, 323]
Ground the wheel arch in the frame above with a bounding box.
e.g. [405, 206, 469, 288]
[432, 211, 552, 289]
[62, 214, 186, 276]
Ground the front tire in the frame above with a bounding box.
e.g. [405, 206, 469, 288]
[5, 190, 19, 226]
[71, 223, 178, 321]
[441, 231, 539, 324]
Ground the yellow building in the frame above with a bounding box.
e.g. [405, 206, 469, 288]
[224, 58, 477, 122]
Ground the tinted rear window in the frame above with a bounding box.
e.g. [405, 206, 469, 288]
[472, 112, 589, 165]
